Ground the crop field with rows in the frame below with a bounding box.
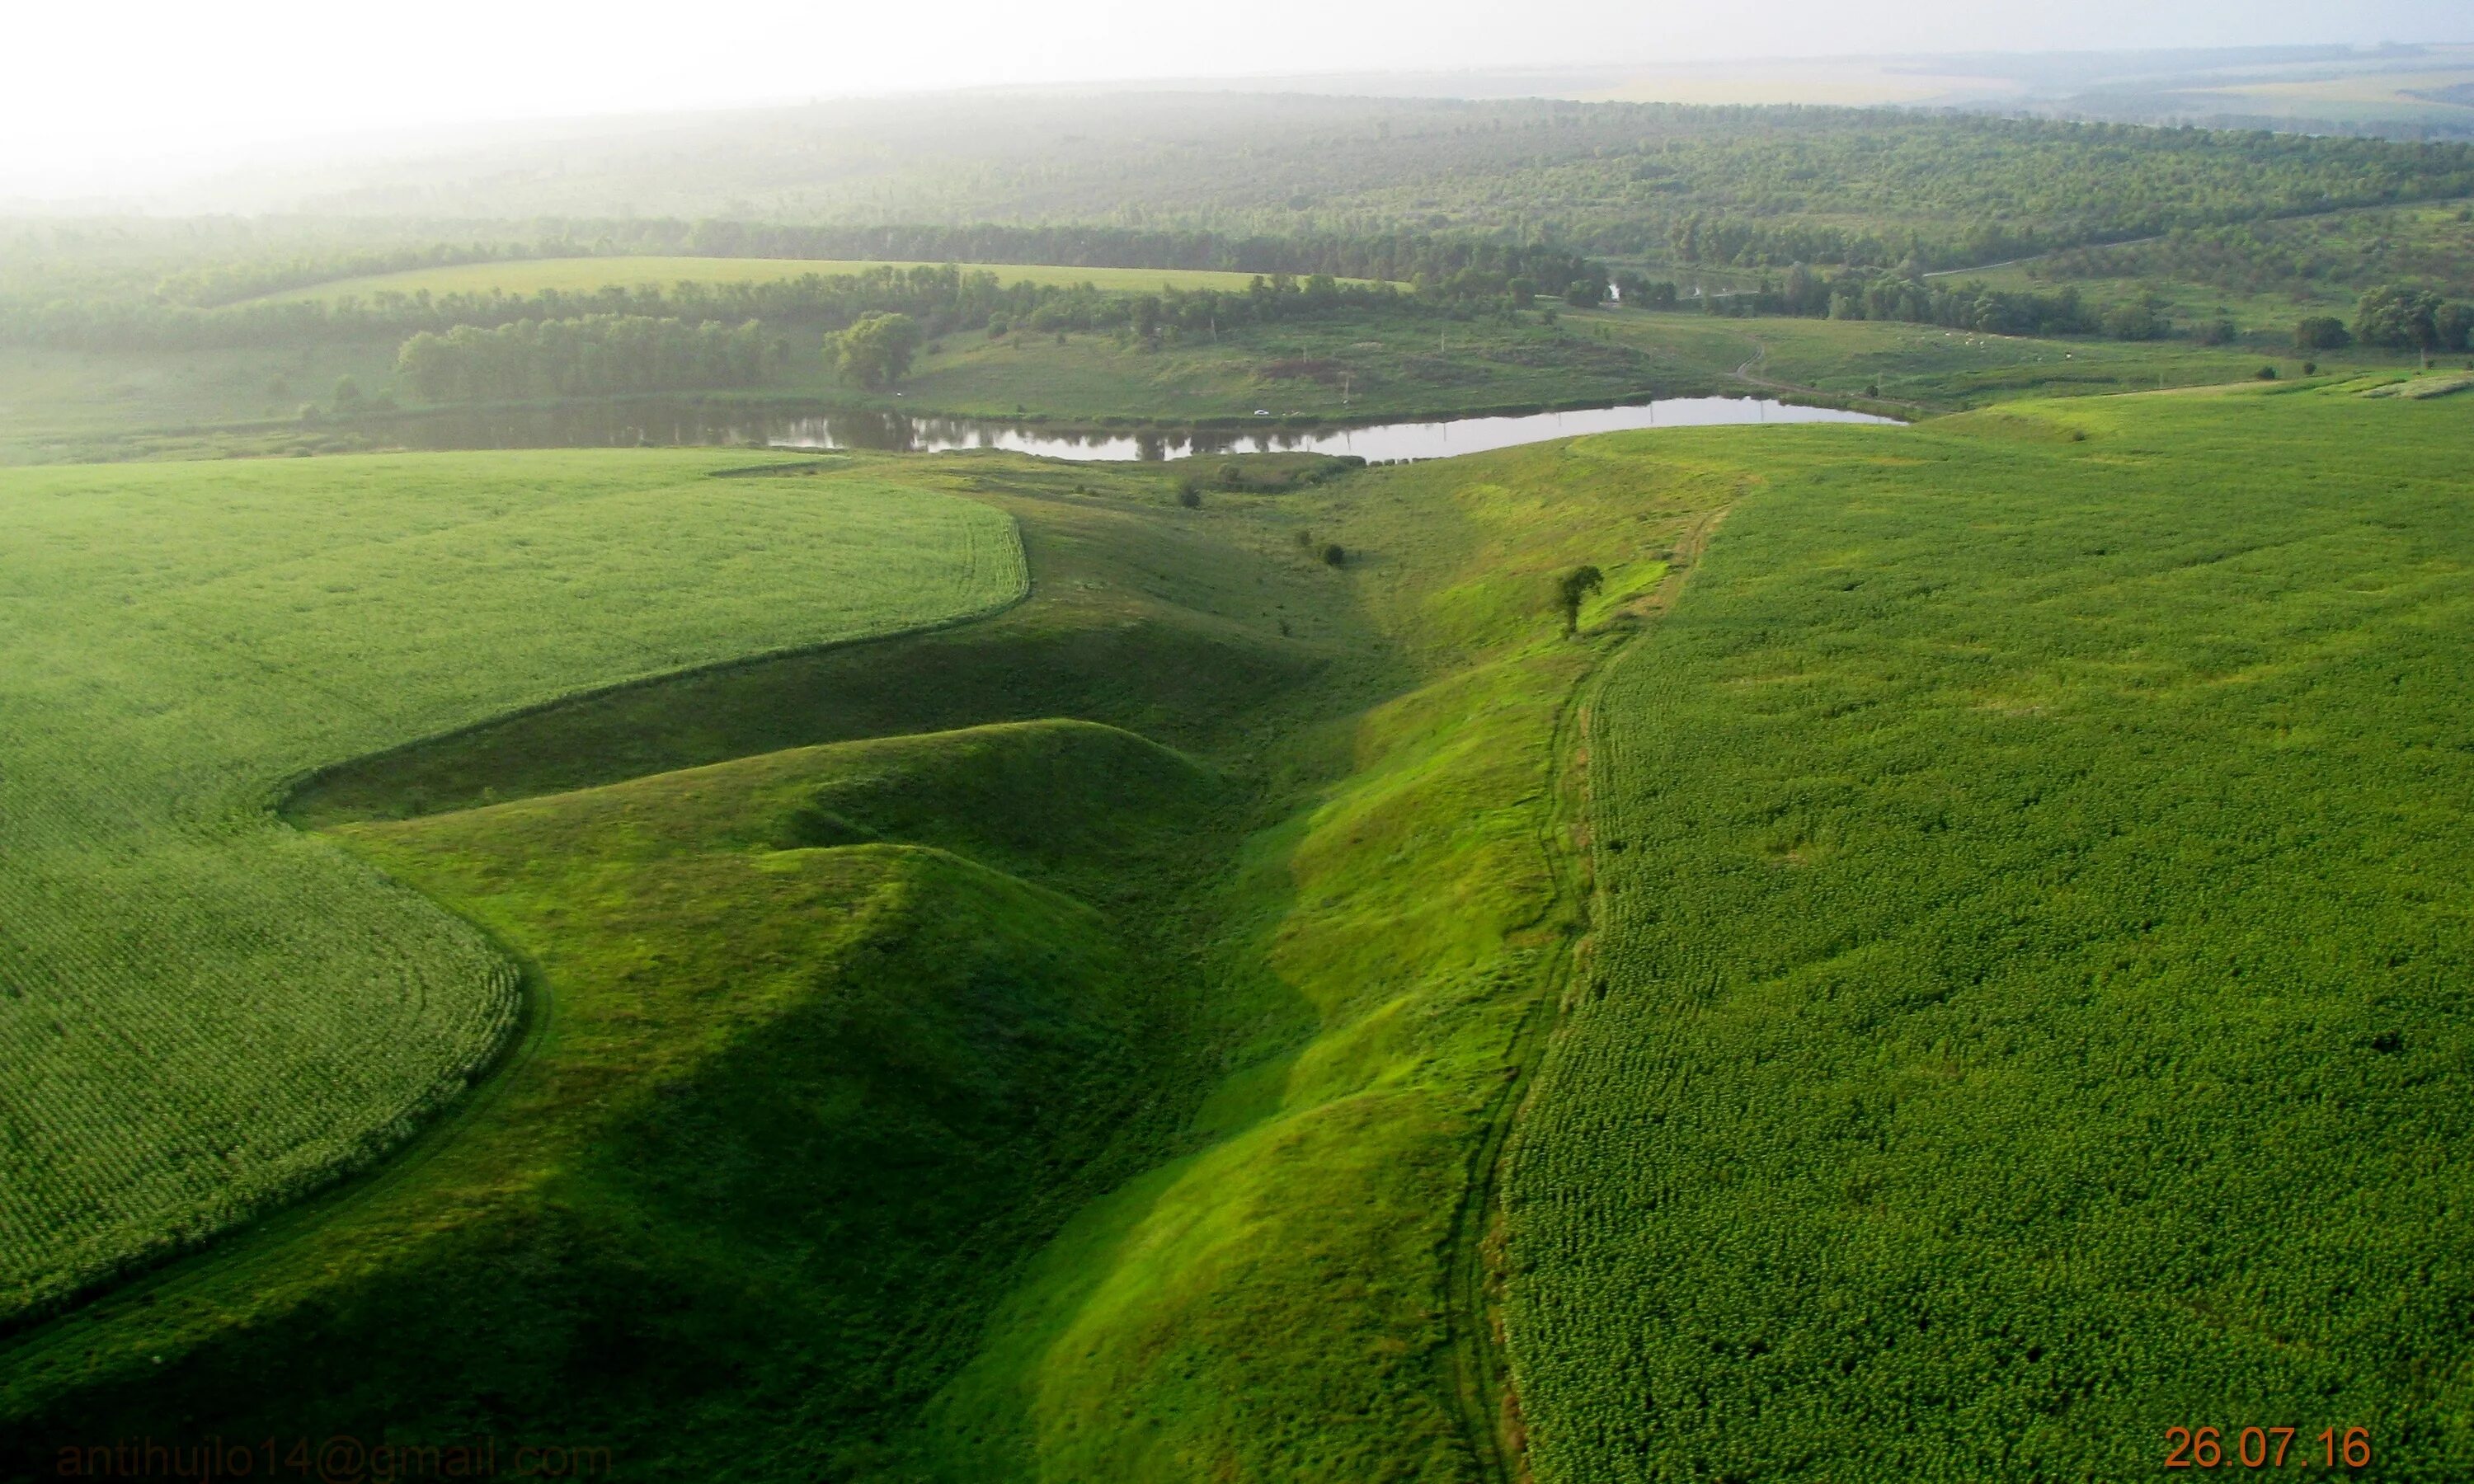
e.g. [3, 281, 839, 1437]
[1503, 387, 2474, 1480]
[0, 451, 1024, 1322]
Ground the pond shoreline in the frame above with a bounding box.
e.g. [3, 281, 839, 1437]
[355, 388, 1904, 463]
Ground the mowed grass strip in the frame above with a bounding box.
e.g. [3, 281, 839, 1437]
[1504, 387, 2474, 1481]
[253, 256, 1287, 305]
[0, 451, 1024, 1322]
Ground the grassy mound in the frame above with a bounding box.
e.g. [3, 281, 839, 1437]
[3, 719, 1222, 1476]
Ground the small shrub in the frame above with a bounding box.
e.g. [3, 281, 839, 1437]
[1177, 482, 1202, 509]
[1294, 528, 1314, 550]
[1321, 542, 1347, 568]
[2294, 316, 2352, 351]
[2256, 365, 2279, 381]
[2302, 361, 2318, 376]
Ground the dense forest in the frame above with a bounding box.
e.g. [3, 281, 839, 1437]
[10, 101, 2474, 305]
[0, 249, 1573, 352]
[227, 95, 2474, 268]
[6, 97, 2472, 405]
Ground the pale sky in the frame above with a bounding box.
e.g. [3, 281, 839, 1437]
[5, 0, 2470, 199]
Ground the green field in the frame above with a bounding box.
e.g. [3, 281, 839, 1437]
[1596, 310, 2399, 411]
[1506, 384, 2474, 1479]
[256, 256, 1289, 305]
[6, 383, 2474, 1481]
[14, 73, 2474, 1484]
[0, 453, 1024, 1322]
[0, 432, 1733, 1477]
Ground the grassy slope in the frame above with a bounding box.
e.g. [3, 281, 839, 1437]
[1507, 385, 2474, 1481]
[1597, 308, 2412, 412]
[10, 721, 1221, 1478]
[0, 452, 1023, 1324]
[21, 386, 2460, 1482]
[0, 430, 1750, 1480]
[254, 257, 1302, 305]
[0, 340, 401, 450]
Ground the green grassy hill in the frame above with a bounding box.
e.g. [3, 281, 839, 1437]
[3, 721, 1215, 1477]
[1, 432, 1734, 1479]
[0, 452, 1023, 1325]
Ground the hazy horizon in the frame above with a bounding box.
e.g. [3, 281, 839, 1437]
[7, 0, 2473, 203]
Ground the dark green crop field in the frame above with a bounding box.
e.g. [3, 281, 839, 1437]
[1506, 385, 2474, 1481]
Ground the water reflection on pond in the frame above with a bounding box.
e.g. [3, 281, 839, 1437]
[374, 396, 1896, 463]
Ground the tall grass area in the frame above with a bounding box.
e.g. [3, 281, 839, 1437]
[1506, 387, 2474, 1480]
[0, 453, 1023, 1324]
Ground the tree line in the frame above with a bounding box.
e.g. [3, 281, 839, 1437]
[5, 253, 1588, 353]
[2296, 284, 2474, 352]
[394, 317, 785, 402]
[1666, 264, 2107, 338]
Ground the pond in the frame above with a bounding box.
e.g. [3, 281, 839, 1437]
[371, 395, 1897, 463]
